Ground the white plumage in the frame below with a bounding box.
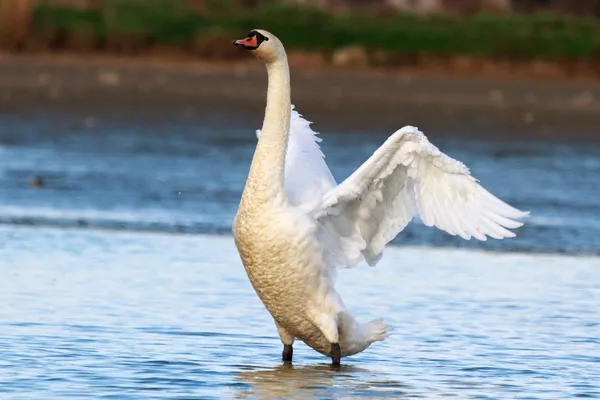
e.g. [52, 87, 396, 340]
[259, 107, 529, 269]
[233, 29, 529, 365]
[256, 105, 336, 209]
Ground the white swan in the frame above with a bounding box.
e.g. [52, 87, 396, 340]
[231, 29, 529, 366]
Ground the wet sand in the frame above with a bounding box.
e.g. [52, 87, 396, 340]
[1, 53, 599, 142]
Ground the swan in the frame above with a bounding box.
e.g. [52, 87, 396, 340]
[231, 29, 529, 366]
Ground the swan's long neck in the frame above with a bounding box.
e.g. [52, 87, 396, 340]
[245, 55, 291, 204]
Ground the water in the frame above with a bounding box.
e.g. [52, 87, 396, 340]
[1, 113, 599, 254]
[1, 112, 599, 399]
[1, 227, 599, 399]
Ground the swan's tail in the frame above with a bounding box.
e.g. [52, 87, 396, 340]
[361, 318, 390, 343]
[339, 313, 390, 357]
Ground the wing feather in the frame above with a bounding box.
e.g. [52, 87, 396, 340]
[312, 126, 529, 269]
[260, 108, 528, 270]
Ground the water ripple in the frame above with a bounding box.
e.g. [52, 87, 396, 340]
[1, 227, 599, 399]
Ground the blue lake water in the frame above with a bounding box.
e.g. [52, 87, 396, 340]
[1, 111, 599, 399]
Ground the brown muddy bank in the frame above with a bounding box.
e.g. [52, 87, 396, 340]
[0, 53, 599, 142]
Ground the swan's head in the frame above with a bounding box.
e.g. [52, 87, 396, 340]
[232, 29, 285, 64]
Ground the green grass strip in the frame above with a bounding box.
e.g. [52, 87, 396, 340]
[23, 0, 600, 61]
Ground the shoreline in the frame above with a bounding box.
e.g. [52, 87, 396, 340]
[1, 52, 599, 142]
[3, 49, 600, 84]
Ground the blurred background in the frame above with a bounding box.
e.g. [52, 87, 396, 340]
[0, 1, 599, 399]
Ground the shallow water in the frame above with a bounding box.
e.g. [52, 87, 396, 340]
[1, 110, 599, 399]
[1, 227, 599, 399]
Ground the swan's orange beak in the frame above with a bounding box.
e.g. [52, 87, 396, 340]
[232, 35, 258, 49]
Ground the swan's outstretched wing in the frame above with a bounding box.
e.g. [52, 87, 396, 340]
[257, 105, 336, 207]
[312, 126, 529, 269]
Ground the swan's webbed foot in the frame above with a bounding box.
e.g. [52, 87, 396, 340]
[282, 344, 293, 363]
[331, 343, 341, 366]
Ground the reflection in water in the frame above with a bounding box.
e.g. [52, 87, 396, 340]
[236, 364, 410, 399]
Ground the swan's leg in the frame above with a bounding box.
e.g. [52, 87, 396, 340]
[313, 313, 342, 366]
[282, 344, 293, 363]
[331, 343, 341, 366]
[275, 321, 295, 363]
